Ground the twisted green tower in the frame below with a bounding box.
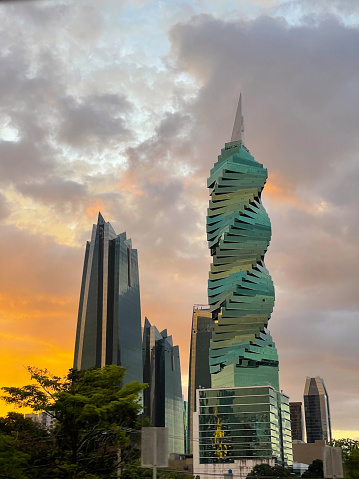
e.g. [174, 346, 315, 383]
[207, 95, 279, 390]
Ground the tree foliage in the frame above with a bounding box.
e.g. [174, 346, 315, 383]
[1, 365, 146, 479]
[330, 438, 359, 479]
[301, 459, 323, 478]
[246, 463, 293, 478]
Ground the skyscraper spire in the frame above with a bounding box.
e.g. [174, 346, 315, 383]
[230, 93, 245, 143]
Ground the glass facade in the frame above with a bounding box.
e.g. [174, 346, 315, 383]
[142, 319, 184, 454]
[197, 386, 292, 466]
[207, 137, 279, 390]
[289, 402, 304, 441]
[188, 306, 214, 453]
[304, 376, 332, 443]
[73, 213, 143, 385]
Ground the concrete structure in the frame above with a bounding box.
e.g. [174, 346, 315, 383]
[293, 440, 343, 478]
[188, 305, 214, 453]
[25, 412, 56, 430]
[193, 96, 293, 476]
[323, 446, 344, 478]
[73, 213, 142, 385]
[142, 318, 184, 454]
[304, 376, 332, 443]
[290, 402, 304, 441]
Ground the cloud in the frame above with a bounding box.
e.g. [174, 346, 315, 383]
[17, 178, 88, 206]
[58, 94, 134, 148]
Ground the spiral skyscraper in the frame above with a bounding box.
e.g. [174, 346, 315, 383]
[207, 95, 279, 390]
[193, 97, 293, 475]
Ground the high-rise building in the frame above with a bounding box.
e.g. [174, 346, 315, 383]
[73, 213, 143, 385]
[304, 376, 332, 443]
[188, 305, 214, 453]
[142, 318, 184, 455]
[193, 96, 292, 477]
[290, 402, 304, 441]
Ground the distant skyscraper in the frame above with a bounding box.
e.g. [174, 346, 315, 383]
[142, 318, 184, 455]
[188, 305, 214, 453]
[193, 96, 292, 477]
[73, 213, 142, 385]
[290, 402, 304, 441]
[304, 376, 332, 443]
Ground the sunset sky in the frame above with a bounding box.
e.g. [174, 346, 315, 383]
[0, 0, 358, 440]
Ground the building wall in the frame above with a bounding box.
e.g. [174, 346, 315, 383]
[293, 440, 325, 464]
[206, 140, 279, 392]
[193, 407, 275, 479]
[73, 213, 143, 386]
[290, 402, 304, 441]
[293, 440, 343, 478]
[195, 386, 292, 467]
[142, 320, 184, 455]
[188, 306, 213, 453]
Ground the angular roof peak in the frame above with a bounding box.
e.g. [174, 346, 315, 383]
[97, 212, 106, 225]
[231, 93, 245, 143]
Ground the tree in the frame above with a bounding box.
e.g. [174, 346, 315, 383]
[0, 412, 53, 478]
[246, 463, 292, 478]
[330, 438, 359, 479]
[1, 365, 146, 479]
[0, 432, 30, 479]
[301, 459, 323, 478]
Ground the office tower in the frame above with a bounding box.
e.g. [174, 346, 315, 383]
[73, 213, 143, 385]
[193, 96, 292, 477]
[188, 305, 214, 453]
[290, 402, 304, 441]
[142, 318, 184, 455]
[304, 376, 332, 443]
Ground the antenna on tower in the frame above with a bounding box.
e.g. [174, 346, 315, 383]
[230, 93, 245, 144]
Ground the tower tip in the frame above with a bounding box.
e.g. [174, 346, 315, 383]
[97, 212, 105, 224]
[231, 93, 245, 143]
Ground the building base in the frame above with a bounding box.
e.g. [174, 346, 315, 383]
[193, 458, 275, 479]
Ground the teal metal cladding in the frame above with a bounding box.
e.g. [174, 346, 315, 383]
[207, 140, 279, 390]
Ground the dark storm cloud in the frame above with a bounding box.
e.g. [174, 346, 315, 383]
[0, 140, 54, 184]
[17, 177, 88, 205]
[169, 14, 359, 182]
[58, 94, 134, 147]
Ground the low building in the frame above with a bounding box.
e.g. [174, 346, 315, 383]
[293, 440, 343, 478]
[193, 385, 293, 478]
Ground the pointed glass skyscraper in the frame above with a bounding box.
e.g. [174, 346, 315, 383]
[73, 213, 143, 385]
[193, 97, 292, 476]
[142, 318, 184, 454]
[304, 376, 332, 444]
